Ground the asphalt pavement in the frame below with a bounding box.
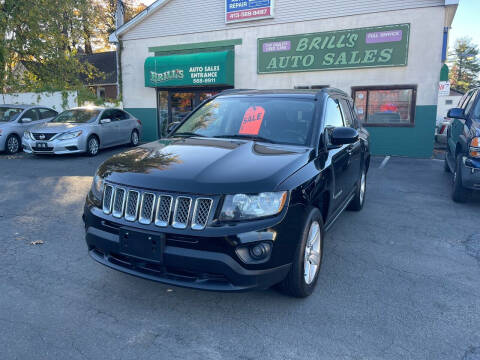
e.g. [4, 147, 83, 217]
[1, 149, 480, 360]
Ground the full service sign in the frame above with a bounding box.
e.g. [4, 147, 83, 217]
[226, 0, 274, 23]
[258, 24, 410, 74]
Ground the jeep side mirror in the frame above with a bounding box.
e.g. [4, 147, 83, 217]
[447, 108, 464, 119]
[22, 117, 32, 123]
[100, 118, 112, 124]
[330, 127, 359, 146]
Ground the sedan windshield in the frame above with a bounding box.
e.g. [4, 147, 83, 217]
[53, 109, 100, 124]
[172, 97, 316, 146]
[0, 107, 23, 122]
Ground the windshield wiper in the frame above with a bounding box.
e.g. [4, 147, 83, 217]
[172, 132, 206, 138]
[212, 134, 275, 143]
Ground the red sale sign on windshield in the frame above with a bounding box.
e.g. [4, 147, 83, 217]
[239, 106, 265, 135]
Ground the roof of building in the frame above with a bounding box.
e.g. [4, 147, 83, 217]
[19, 51, 117, 86]
[109, 0, 171, 42]
[79, 51, 117, 85]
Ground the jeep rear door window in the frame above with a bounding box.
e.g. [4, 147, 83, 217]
[172, 97, 316, 146]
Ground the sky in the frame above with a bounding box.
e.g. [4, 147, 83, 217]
[450, 0, 480, 48]
[136, 0, 156, 5]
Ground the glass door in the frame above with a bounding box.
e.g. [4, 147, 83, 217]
[157, 89, 226, 138]
[170, 92, 196, 123]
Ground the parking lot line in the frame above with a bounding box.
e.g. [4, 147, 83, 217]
[379, 156, 390, 169]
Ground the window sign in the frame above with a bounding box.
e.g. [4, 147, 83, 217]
[239, 106, 266, 135]
[258, 24, 410, 74]
[226, 0, 274, 23]
[438, 81, 450, 97]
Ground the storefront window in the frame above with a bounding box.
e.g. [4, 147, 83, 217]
[171, 92, 195, 123]
[158, 91, 168, 137]
[352, 87, 416, 126]
[157, 89, 227, 138]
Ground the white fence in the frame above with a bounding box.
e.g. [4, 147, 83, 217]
[0, 91, 77, 112]
[0, 91, 123, 111]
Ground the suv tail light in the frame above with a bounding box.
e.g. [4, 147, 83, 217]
[469, 137, 480, 158]
[137, 119, 142, 126]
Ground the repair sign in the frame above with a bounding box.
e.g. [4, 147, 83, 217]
[226, 0, 274, 23]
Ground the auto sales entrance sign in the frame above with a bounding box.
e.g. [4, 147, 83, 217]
[258, 23, 410, 73]
[226, 0, 274, 23]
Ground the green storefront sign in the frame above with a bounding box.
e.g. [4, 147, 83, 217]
[144, 50, 234, 87]
[258, 24, 410, 74]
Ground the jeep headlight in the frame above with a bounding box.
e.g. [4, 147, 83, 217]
[219, 192, 288, 221]
[57, 130, 82, 140]
[90, 172, 104, 202]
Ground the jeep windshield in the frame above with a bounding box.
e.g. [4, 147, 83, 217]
[172, 97, 316, 146]
[0, 107, 23, 122]
[53, 109, 100, 124]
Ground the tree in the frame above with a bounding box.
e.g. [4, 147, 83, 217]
[0, 0, 146, 94]
[449, 37, 480, 92]
[0, 0, 102, 93]
[90, 0, 147, 52]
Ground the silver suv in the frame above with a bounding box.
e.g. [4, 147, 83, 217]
[23, 107, 142, 156]
[0, 104, 58, 154]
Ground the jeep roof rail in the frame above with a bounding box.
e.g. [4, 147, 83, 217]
[219, 89, 255, 95]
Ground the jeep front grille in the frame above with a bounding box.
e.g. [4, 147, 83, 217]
[139, 193, 155, 224]
[192, 198, 213, 230]
[125, 190, 140, 222]
[102, 185, 114, 214]
[155, 195, 173, 227]
[102, 184, 213, 230]
[172, 197, 192, 229]
[112, 188, 126, 218]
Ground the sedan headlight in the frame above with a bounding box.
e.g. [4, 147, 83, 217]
[23, 131, 33, 140]
[57, 130, 83, 140]
[90, 172, 104, 202]
[219, 192, 288, 221]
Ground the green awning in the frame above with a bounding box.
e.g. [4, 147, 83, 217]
[144, 50, 234, 88]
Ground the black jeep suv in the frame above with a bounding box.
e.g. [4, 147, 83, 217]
[445, 87, 480, 202]
[83, 89, 370, 297]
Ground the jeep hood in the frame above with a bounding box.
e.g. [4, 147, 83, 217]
[98, 137, 313, 194]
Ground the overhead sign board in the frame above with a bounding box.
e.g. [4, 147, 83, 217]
[226, 0, 274, 23]
[258, 23, 410, 74]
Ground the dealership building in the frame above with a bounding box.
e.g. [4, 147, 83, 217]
[110, 0, 458, 157]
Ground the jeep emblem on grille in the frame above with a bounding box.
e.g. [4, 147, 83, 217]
[39, 134, 45, 140]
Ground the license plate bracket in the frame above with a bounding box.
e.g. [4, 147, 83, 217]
[36, 142, 48, 148]
[119, 228, 165, 263]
